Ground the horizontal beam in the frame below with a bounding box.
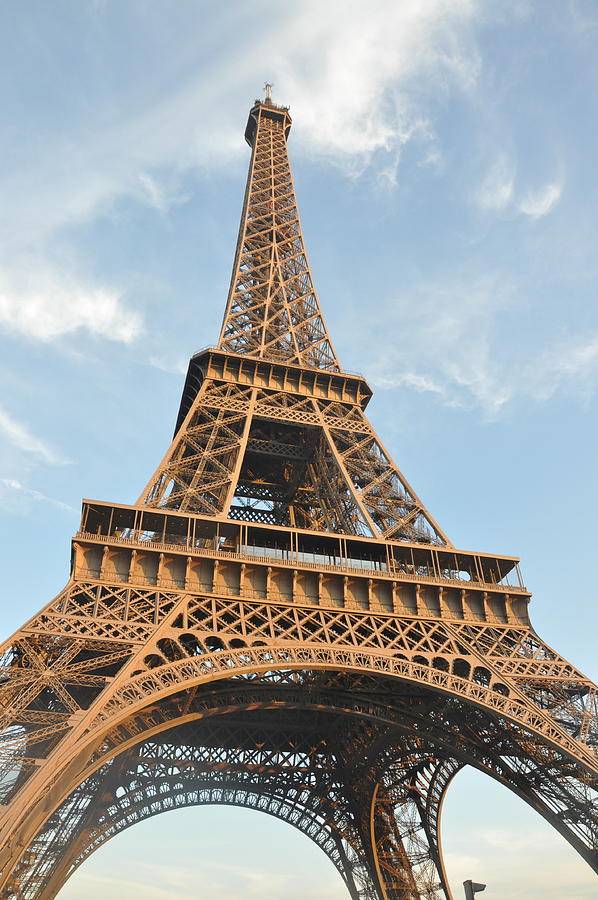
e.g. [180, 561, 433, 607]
[80, 499, 524, 584]
[175, 348, 373, 435]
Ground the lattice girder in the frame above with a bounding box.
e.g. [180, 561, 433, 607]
[1, 606, 597, 897]
[1, 582, 596, 802]
[18, 711, 375, 900]
[6, 669, 596, 899]
[218, 100, 339, 371]
[3, 681, 463, 900]
[139, 369, 449, 543]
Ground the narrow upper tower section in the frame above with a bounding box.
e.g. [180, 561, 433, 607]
[140, 93, 450, 546]
[218, 91, 340, 372]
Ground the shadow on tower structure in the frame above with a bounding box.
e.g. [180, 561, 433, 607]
[0, 91, 596, 900]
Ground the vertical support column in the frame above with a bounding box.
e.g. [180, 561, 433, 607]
[368, 784, 420, 900]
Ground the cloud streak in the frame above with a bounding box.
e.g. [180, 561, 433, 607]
[137, 172, 189, 215]
[0, 406, 69, 465]
[0, 478, 76, 513]
[527, 331, 598, 400]
[477, 155, 514, 211]
[360, 274, 515, 416]
[357, 274, 598, 416]
[0, 1, 485, 249]
[61, 855, 346, 900]
[477, 156, 562, 220]
[518, 180, 562, 218]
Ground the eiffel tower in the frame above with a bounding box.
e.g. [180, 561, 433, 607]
[1, 89, 597, 900]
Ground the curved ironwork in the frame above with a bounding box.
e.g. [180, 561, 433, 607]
[3, 671, 596, 898]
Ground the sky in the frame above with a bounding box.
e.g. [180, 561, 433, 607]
[1, 1, 597, 897]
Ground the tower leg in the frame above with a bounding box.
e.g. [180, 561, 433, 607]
[357, 755, 459, 900]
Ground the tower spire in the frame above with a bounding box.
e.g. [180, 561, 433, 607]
[218, 95, 340, 371]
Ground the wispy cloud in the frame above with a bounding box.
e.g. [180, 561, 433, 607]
[477, 155, 514, 211]
[0, 406, 69, 465]
[149, 355, 189, 375]
[360, 274, 515, 416]
[446, 824, 598, 899]
[526, 331, 598, 400]
[477, 156, 562, 220]
[356, 274, 598, 416]
[517, 180, 562, 218]
[0, 1, 490, 361]
[275, 0, 482, 177]
[0, 1, 576, 415]
[138, 172, 189, 215]
[374, 370, 447, 396]
[569, 0, 598, 32]
[0, 268, 142, 343]
[0, 1, 485, 254]
[0, 478, 76, 513]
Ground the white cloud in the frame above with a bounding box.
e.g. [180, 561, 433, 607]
[0, 478, 76, 513]
[443, 851, 482, 872]
[446, 826, 598, 899]
[149, 355, 189, 375]
[138, 173, 189, 214]
[274, 0, 482, 176]
[570, 0, 598, 31]
[362, 274, 516, 415]
[0, 1, 485, 253]
[553, 333, 598, 375]
[0, 268, 142, 343]
[375, 371, 447, 396]
[0, 406, 68, 465]
[358, 275, 598, 416]
[477, 158, 562, 220]
[525, 331, 598, 400]
[517, 180, 562, 218]
[477, 156, 514, 211]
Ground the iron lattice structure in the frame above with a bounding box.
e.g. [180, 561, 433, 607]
[0, 94, 597, 900]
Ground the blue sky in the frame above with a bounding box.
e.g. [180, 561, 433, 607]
[1, 1, 597, 897]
